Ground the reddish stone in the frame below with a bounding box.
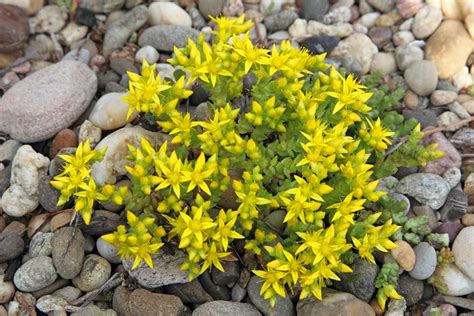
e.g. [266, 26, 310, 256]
[49, 129, 78, 158]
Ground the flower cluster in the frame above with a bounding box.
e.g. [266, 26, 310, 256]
[51, 15, 443, 310]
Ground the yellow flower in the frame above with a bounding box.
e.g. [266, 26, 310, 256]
[200, 242, 230, 273]
[178, 206, 216, 249]
[155, 151, 186, 198]
[232, 34, 268, 73]
[329, 193, 366, 224]
[213, 210, 244, 251]
[181, 152, 216, 196]
[253, 268, 287, 307]
[359, 118, 395, 151]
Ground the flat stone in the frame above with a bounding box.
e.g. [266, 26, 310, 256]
[397, 173, 450, 210]
[404, 60, 438, 96]
[408, 242, 437, 280]
[51, 227, 85, 280]
[138, 25, 200, 52]
[13, 256, 58, 292]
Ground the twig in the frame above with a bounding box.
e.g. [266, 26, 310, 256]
[252, 18, 263, 44]
[69, 272, 123, 308]
[0, 54, 35, 77]
[422, 116, 474, 138]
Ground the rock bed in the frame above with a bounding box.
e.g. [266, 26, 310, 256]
[0, 0, 473, 315]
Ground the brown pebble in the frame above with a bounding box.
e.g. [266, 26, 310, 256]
[369, 298, 384, 315]
[462, 213, 474, 226]
[49, 129, 77, 158]
[0, 4, 29, 53]
[390, 240, 416, 271]
[2, 221, 26, 237]
[50, 210, 74, 232]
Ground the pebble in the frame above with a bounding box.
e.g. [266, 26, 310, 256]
[0, 0, 43, 15]
[193, 301, 262, 316]
[165, 279, 213, 304]
[60, 22, 88, 45]
[452, 66, 473, 90]
[96, 238, 121, 264]
[385, 296, 407, 316]
[288, 18, 307, 38]
[367, 0, 395, 12]
[392, 31, 415, 47]
[300, 36, 340, 55]
[359, 12, 380, 28]
[62, 48, 91, 64]
[88, 92, 138, 130]
[398, 274, 424, 306]
[453, 227, 474, 280]
[148, 2, 191, 27]
[297, 290, 374, 316]
[396, 0, 424, 18]
[138, 24, 200, 52]
[408, 242, 437, 280]
[449, 101, 471, 120]
[249, 23, 267, 41]
[302, 0, 329, 21]
[135, 45, 159, 64]
[260, 0, 282, 15]
[436, 263, 474, 296]
[79, 0, 124, 13]
[73, 254, 111, 292]
[75, 7, 96, 28]
[423, 132, 462, 175]
[199, 0, 225, 17]
[443, 167, 462, 189]
[53, 286, 82, 303]
[267, 31, 290, 41]
[198, 271, 230, 301]
[36, 295, 68, 314]
[29, 5, 67, 34]
[397, 173, 450, 210]
[412, 5, 443, 38]
[0, 60, 97, 143]
[231, 283, 247, 302]
[462, 213, 474, 226]
[0, 275, 14, 304]
[91, 127, 169, 185]
[368, 26, 392, 48]
[425, 20, 474, 79]
[51, 227, 85, 279]
[307, 21, 353, 38]
[123, 250, 188, 288]
[0, 4, 29, 53]
[29, 232, 54, 258]
[264, 10, 298, 32]
[330, 32, 378, 74]
[0, 145, 49, 217]
[103, 5, 147, 57]
[437, 111, 462, 131]
[404, 60, 438, 96]
[460, 100, 474, 114]
[395, 44, 424, 71]
[391, 240, 416, 271]
[370, 52, 397, 75]
[333, 258, 379, 302]
[431, 90, 459, 106]
[435, 221, 463, 245]
[248, 275, 295, 316]
[128, 289, 185, 316]
[50, 129, 77, 158]
[13, 256, 58, 292]
[211, 261, 240, 286]
[223, 0, 244, 17]
[71, 304, 117, 316]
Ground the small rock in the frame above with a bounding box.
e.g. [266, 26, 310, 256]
[439, 189, 468, 221]
[435, 222, 464, 245]
[51, 227, 85, 279]
[49, 147, 76, 177]
[75, 7, 96, 28]
[452, 66, 473, 90]
[436, 263, 474, 296]
[302, 0, 330, 21]
[404, 60, 438, 96]
[223, 0, 244, 17]
[232, 283, 247, 302]
[138, 24, 200, 52]
[79, 0, 124, 13]
[248, 275, 295, 316]
[443, 167, 462, 188]
[359, 12, 380, 28]
[260, 0, 282, 15]
[0, 228, 25, 263]
[367, 0, 395, 12]
[36, 295, 68, 314]
[323, 6, 352, 24]
[370, 52, 397, 76]
[300, 36, 340, 55]
[297, 290, 374, 316]
[392, 31, 415, 46]
[0, 4, 29, 53]
[398, 274, 423, 306]
[193, 301, 262, 316]
[396, 0, 424, 18]
[96, 238, 121, 264]
[288, 18, 307, 38]
[307, 21, 353, 38]
[264, 10, 298, 32]
[37, 175, 60, 212]
[267, 31, 290, 41]
[368, 26, 392, 49]
[29, 232, 53, 258]
[72, 304, 117, 316]
[425, 20, 474, 79]
[29, 5, 67, 34]
[462, 213, 474, 226]
[199, 0, 225, 17]
[129, 289, 185, 316]
[422, 132, 462, 175]
[148, 2, 191, 27]
[52, 286, 82, 303]
[123, 250, 188, 288]
[103, 5, 147, 57]
[395, 44, 424, 71]
[0, 60, 97, 143]
[73, 254, 111, 292]
[453, 227, 474, 280]
[89, 92, 138, 130]
[165, 278, 213, 305]
[211, 261, 240, 286]
[135, 45, 159, 64]
[50, 129, 77, 158]
[408, 242, 437, 280]
[391, 240, 416, 272]
[62, 48, 90, 64]
[431, 90, 459, 106]
[78, 120, 102, 148]
[0, 145, 49, 217]
[188, 6, 207, 29]
[412, 5, 442, 39]
[60, 22, 88, 45]
[0, 275, 14, 304]
[199, 271, 230, 301]
[397, 173, 450, 210]
[385, 296, 407, 316]
[0, 0, 44, 15]
[437, 111, 462, 131]
[13, 256, 58, 292]
[333, 258, 379, 302]
[330, 32, 378, 75]
[249, 23, 267, 41]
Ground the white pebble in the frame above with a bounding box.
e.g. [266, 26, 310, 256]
[135, 45, 159, 64]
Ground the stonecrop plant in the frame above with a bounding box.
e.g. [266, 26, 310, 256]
[52, 16, 443, 309]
